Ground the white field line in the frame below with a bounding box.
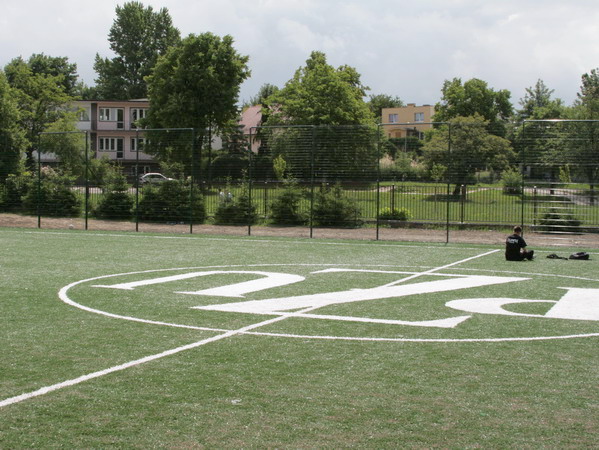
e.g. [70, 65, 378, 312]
[0, 249, 498, 409]
[380, 249, 500, 288]
[9, 229, 599, 257]
[8, 229, 508, 252]
[0, 304, 317, 409]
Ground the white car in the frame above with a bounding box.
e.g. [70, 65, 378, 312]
[139, 173, 174, 184]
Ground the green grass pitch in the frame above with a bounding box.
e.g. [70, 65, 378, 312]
[0, 228, 597, 447]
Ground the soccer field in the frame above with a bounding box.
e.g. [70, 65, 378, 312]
[1, 228, 597, 447]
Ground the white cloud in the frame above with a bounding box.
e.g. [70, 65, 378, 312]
[1, 0, 598, 107]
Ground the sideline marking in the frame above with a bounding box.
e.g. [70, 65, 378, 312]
[10, 228, 599, 254]
[1, 250, 497, 409]
[0, 306, 314, 409]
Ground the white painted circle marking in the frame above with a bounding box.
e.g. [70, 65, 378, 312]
[59, 263, 599, 343]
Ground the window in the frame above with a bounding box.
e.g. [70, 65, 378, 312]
[99, 107, 125, 129]
[388, 113, 398, 123]
[130, 108, 148, 129]
[99, 108, 111, 121]
[98, 137, 124, 158]
[130, 137, 146, 152]
[77, 109, 90, 121]
[414, 112, 424, 122]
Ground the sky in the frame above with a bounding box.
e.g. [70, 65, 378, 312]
[1, 0, 599, 108]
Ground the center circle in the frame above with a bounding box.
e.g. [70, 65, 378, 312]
[59, 264, 599, 343]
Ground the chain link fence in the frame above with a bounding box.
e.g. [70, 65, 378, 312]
[1, 121, 598, 243]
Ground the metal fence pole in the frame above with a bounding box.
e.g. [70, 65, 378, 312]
[84, 131, 89, 230]
[309, 126, 315, 239]
[247, 134, 253, 237]
[190, 128, 195, 235]
[520, 175, 526, 232]
[446, 123, 451, 244]
[375, 125, 381, 240]
[135, 129, 140, 232]
[36, 135, 41, 229]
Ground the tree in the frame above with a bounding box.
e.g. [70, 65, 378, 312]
[41, 112, 86, 176]
[264, 51, 377, 180]
[368, 93, 404, 120]
[94, 1, 180, 100]
[554, 69, 599, 191]
[433, 78, 512, 136]
[576, 68, 599, 119]
[4, 57, 73, 169]
[422, 115, 515, 194]
[145, 32, 250, 177]
[243, 83, 279, 108]
[27, 53, 79, 96]
[517, 79, 564, 121]
[267, 51, 373, 126]
[0, 71, 26, 181]
[512, 80, 566, 178]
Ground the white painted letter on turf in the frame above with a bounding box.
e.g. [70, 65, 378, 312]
[195, 275, 526, 314]
[446, 287, 599, 321]
[94, 271, 304, 298]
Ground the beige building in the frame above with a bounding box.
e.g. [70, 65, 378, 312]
[381, 103, 435, 138]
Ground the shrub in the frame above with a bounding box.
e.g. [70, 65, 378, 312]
[379, 207, 412, 221]
[137, 180, 206, 223]
[213, 186, 258, 225]
[502, 168, 522, 195]
[269, 182, 307, 225]
[313, 183, 361, 227]
[22, 169, 81, 217]
[538, 208, 581, 233]
[0, 174, 31, 212]
[93, 173, 134, 220]
[210, 153, 249, 180]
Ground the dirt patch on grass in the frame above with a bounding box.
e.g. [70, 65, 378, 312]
[2, 213, 599, 249]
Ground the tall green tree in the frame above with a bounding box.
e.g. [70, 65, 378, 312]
[144, 32, 250, 177]
[433, 78, 512, 136]
[517, 79, 564, 120]
[27, 53, 79, 96]
[422, 115, 514, 194]
[94, 1, 180, 100]
[576, 68, 599, 118]
[368, 93, 404, 120]
[41, 112, 86, 176]
[243, 83, 279, 108]
[264, 52, 377, 180]
[267, 51, 373, 126]
[0, 71, 26, 180]
[555, 68, 599, 191]
[513, 80, 566, 177]
[4, 57, 73, 169]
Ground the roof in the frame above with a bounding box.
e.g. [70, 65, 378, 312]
[239, 105, 263, 134]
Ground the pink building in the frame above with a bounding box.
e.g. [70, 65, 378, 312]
[74, 99, 157, 177]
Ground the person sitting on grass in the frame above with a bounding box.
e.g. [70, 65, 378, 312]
[505, 226, 534, 261]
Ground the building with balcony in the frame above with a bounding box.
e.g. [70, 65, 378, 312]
[381, 103, 435, 139]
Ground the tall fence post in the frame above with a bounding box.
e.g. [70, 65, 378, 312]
[135, 129, 140, 232]
[309, 125, 316, 239]
[533, 186, 538, 227]
[36, 135, 41, 229]
[520, 170, 526, 231]
[190, 128, 196, 235]
[247, 134, 253, 237]
[84, 131, 89, 231]
[445, 123, 451, 244]
[375, 125, 381, 240]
